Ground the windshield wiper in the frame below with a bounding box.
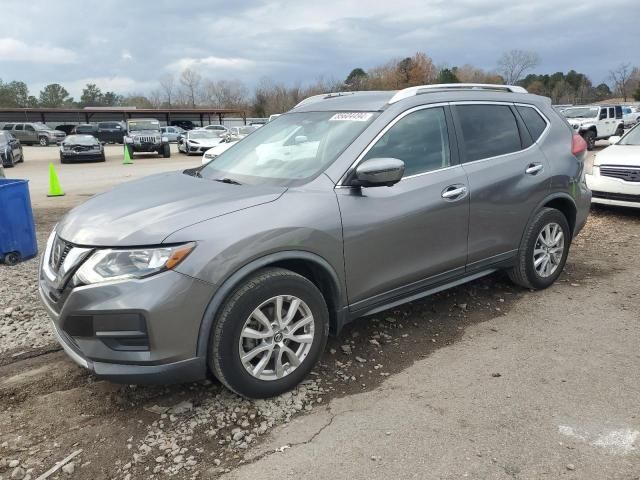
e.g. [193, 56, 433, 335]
[214, 177, 242, 185]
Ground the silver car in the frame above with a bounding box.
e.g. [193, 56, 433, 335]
[2, 122, 66, 146]
[39, 84, 591, 398]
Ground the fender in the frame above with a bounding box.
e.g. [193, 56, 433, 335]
[195, 250, 346, 359]
[518, 191, 577, 246]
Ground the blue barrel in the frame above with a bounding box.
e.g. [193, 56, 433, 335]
[0, 179, 38, 265]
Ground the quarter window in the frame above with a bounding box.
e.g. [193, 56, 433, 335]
[455, 105, 522, 162]
[363, 107, 450, 177]
[516, 106, 548, 141]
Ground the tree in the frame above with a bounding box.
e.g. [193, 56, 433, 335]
[79, 83, 104, 106]
[594, 83, 612, 100]
[437, 68, 460, 83]
[634, 84, 640, 102]
[159, 74, 176, 106]
[203, 79, 248, 109]
[102, 91, 123, 106]
[39, 83, 71, 107]
[179, 68, 202, 107]
[497, 49, 540, 84]
[609, 63, 631, 101]
[344, 68, 368, 90]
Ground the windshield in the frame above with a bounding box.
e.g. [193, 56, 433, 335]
[64, 135, 99, 145]
[199, 111, 378, 186]
[32, 122, 52, 130]
[618, 125, 640, 145]
[189, 130, 219, 139]
[563, 107, 598, 119]
[128, 120, 160, 131]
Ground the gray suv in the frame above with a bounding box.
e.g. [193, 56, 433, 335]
[39, 84, 591, 398]
[2, 122, 66, 146]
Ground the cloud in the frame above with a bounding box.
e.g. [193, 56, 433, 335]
[0, 37, 78, 64]
[121, 51, 133, 61]
[166, 56, 255, 73]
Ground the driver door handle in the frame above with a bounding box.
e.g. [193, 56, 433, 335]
[441, 185, 467, 200]
[525, 163, 544, 175]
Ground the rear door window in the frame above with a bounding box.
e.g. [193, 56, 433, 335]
[516, 106, 548, 141]
[454, 104, 522, 162]
[15, 124, 23, 131]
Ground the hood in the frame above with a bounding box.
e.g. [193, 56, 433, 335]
[57, 171, 285, 246]
[567, 118, 595, 127]
[189, 137, 222, 147]
[595, 145, 640, 167]
[129, 129, 160, 136]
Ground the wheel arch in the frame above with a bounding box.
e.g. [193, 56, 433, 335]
[528, 193, 577, 238]
[196, 251, 347, 359]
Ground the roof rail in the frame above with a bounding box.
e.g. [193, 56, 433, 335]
[294, 91, 357, 109]
[388, 83, 528, 104]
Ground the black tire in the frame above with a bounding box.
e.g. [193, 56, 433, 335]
[39, 136, 48, 147]
[4, 252, 21, 266]
[508, 208, 571, 290]
[18, 148, 24, 163]
[4, 151, 15, 168]
[583, 130, 595, 151]
[209, 268, 329, 399]
[99, 154, 106, 162]
[162, 144, 171, 158]
[614, 126, 624, 137]
[60, 154, 67, 164]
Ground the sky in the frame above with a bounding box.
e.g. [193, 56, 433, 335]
[0, 0, 638, 99]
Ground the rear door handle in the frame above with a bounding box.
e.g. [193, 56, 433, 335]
[441, 185, 467, 200]
[525, 163, 544, 175]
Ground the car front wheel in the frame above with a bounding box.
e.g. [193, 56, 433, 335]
[39, 136, 48, 146]
[508, 208, 571, 290]
[209, 268, 329, 398]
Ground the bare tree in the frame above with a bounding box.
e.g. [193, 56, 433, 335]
[609, 63, 631, 101]
[179, 68, 202, 107]
[203, 79, 249, 108]
[497, 49, 540, 84]
[158, 74, 176, 106]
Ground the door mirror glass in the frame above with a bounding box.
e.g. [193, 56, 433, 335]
[608, 136, 621, 145]
[353, 157, 405, 187]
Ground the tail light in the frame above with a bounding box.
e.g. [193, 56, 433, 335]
[572, 133, 587, 156]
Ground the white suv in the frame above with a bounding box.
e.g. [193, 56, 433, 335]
[562, 105, 624, 150]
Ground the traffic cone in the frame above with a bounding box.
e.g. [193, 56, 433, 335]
[47, 163, 65, 197]
[123, 144, 133, 165]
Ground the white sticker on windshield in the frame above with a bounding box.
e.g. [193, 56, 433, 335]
[329, 112, 373, 122]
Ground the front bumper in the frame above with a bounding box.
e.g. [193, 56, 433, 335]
[39, 265, 214, 384]
[61, 151, 103, 162]
[586, 173, 640, 208]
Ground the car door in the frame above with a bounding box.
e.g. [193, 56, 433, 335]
[336, 105, 469, 313]
[13, 124, 26, 142]
[452, 102, 551, 270]
[598, 107, 615, 137]
[24, 124, 38, 143]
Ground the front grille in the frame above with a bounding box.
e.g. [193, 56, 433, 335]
[599, 165, 640, 182]
[592, 191, 640, 203]
[135, 136, 158, 144]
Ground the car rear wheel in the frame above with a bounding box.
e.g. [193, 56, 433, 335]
[614, 126, 624, 137]
[209, 268, 329, 399]
[583, 130, 595, 150]
[39, 136, 48, 147]
[508, 208, 570, 290]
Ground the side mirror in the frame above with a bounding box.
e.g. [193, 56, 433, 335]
[294, 135, 308, 144]
[608, 136, 621, 145]
[352, 157, 405, 187]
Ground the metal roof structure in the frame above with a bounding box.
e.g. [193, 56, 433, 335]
[0, 107, 247, 126]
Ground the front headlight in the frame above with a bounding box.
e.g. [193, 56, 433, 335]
[73, 243, 195, 285]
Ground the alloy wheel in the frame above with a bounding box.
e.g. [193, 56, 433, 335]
[533, 222, 565, 278]
[238, 295, 314, 381]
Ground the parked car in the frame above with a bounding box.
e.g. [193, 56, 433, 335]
[227, 125, 259, 141]
[201, 125, 229, 135]
[160, 126, 185, 142]
[586, 123, 640, 208]
[622, 106, 640, 127]
[96, 121, 126, 143]
[178, 129, 224, 155]
[170, 120, 197, 131]
[59, 135, 105, 163]
[39, 84, 590, 398]
[562, 105, 624, 150]
[2, 122, 65, 146]
[55, 124, 77, 135]
[73, 124, 99, 136]
[268, 114, 281, 122]
[0, 131, 24, 167]
[201, 139, 237, 164]
[124, 118, 171, 158]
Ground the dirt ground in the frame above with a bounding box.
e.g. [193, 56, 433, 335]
[1, 144, 639, 479]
